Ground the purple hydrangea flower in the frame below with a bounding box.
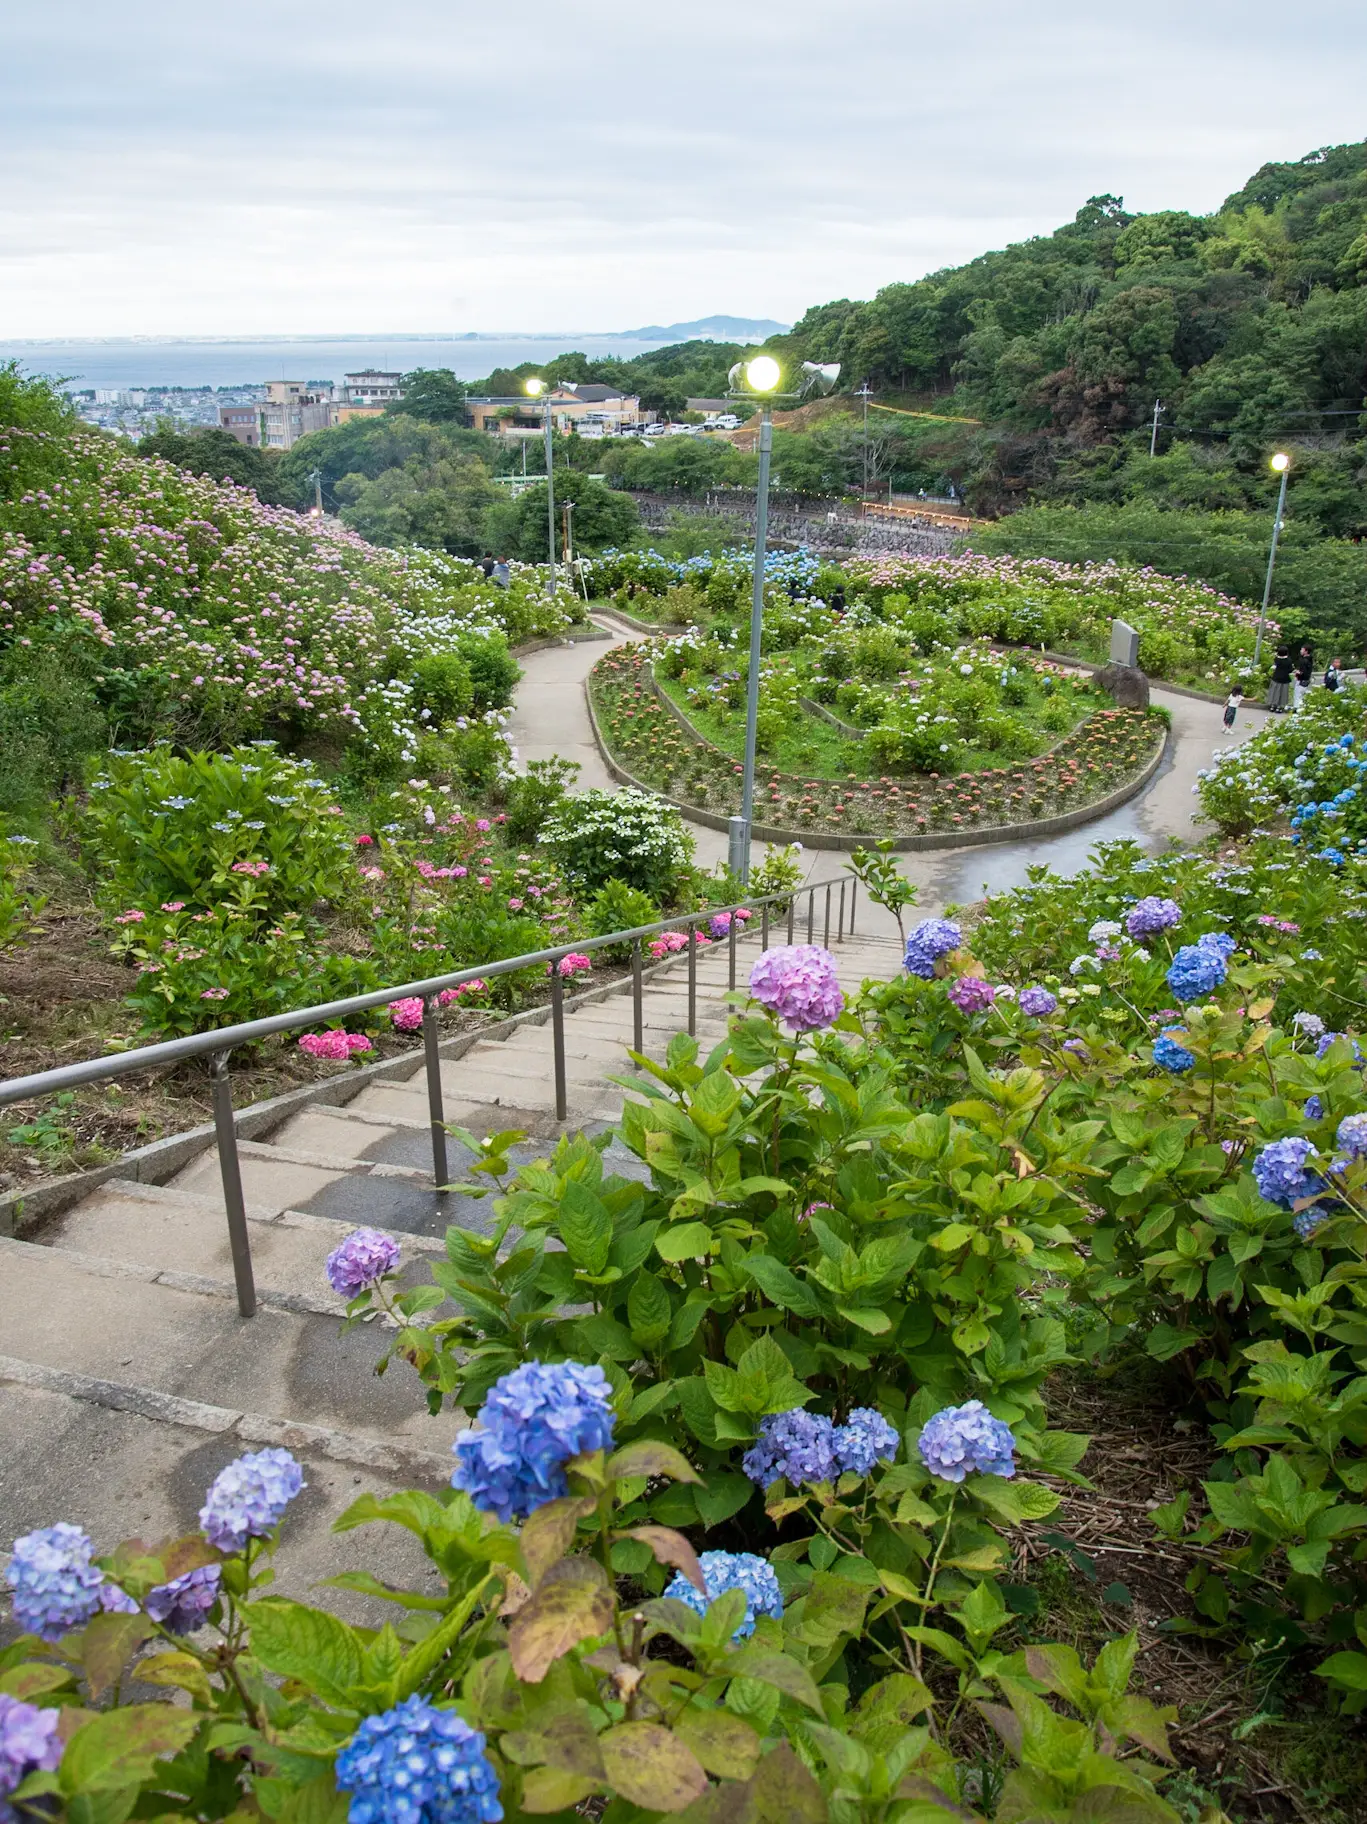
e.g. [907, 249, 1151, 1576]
[452, 1361, 615, 1522]
[0, 1694, 62, 1820]
[1153, 1028, 1195, 1073]
[1018, 987, 1057, 1018]
[99, 1583, 139, 1616]
[326, 1227, 401, 1299]
[743, 1409, 836, 1488]
[1336, 1113, 1367, 1159]
[335, 1696, 502, 1824]
[903, 919, 962, 979]
[833, 1409, 900, 1476]
[1062, 1038, 1089, 1056]
[1126, 896, 1181, 937]
[917, 1401, 1017, 1483]
[1293, 1012, 1325, 1038]
[199, 1449, 305, 1552]
[947, 976, 995, 1013]
[1251, 1137, 1325, 1210]
[4, 1523, 105, 1640]
[663, 1550, 783, 1640]
[1166, 942, 1227, 1003]
[146, 1563, 222, 1634]
[748, 945, 844, 1032]
[1315, 1031, 1365, 1064]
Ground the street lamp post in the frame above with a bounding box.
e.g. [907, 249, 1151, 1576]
[525, 377, 557, 600]
[728, 355, 782, 882]
[1254, 452, 1290, 668]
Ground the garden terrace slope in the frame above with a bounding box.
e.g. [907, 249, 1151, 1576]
[590, 646, 1166, 841]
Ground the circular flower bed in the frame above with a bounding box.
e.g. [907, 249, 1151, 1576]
[591, 648, 1164, 839]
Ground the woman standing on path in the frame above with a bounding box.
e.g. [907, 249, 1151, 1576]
[1267, 645, 1294, 712]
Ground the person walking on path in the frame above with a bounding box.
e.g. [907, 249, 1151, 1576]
[1293, 643, 1315, 711]
[1223, 685, 1243, 731]
[1325, 656, 1344, 693]
[1267, 645, 1294, 712]
[492, 556, 510, 588]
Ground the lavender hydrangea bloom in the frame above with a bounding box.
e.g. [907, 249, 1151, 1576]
[833, 1409, 900, 1477]
[452, 1361, 615, 1522]
[947, 976, 995, 1013]
[1335, 1113, 1367, 1159]
[4, 1523, 105, 1640]
[743, 1409, 837, 1488]
[1305, 1095, 1324, 1122]
[1062, 1038, 1089, 1056]
[663, 1551, 783, 1640]
[335, 1696, 502, 1824]
[903, 919, 962, 979]
[1315, 1031, 1365, 1064]
[1153, 1028, 1195, 1073]
[326, 1227, 401, 1299]
[99, 1583, 139, 1616]
[1251, 1137, 1325, 1210]
[199, 1449, 305, 1552]
[0, 1693, 62, 1822]
[146, 1563, 222, 1634]
[1166, 943, 1226, 1003]
[748, 945, 844, 1032]
[917, 1401, 1017, 1483]
[1293, 1012, 1326, 1037]
[1018, 987, 1056, 1018]
[1125, 897, 1181, 937]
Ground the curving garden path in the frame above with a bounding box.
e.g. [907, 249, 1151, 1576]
[507, 622, 1271, 935]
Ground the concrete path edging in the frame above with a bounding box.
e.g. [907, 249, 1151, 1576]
[585, 675, 1170, 854]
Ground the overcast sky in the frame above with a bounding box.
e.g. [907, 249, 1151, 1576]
[3, 0, 1364, 338]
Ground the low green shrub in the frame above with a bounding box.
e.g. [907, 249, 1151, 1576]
[538, 787, 694, 899]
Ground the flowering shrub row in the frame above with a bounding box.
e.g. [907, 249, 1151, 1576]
[1196, 680, 1367, 846]
[593, 647, 1163, 837]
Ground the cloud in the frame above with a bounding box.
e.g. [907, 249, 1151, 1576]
[1, 0, 1363, 334]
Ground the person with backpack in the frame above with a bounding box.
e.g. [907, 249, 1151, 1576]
[1325, 657, 1344, 692]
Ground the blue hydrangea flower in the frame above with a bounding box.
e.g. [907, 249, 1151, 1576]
[1166, 942, 1226, 1003]
[99, 1583, 139, 1616]
[0, 1693, 62, 1820]
[1199, 932, 1237, 959]
[833, 1409, 900, 1477]
[326, 1228, 401, 1299]
[335, 1696, 502, 1824]
[1251, 1137, 1325, 1210]
[199, 1449, 305, 1552]
[1017, 986, 1057, 1018]
[917, 1401, 1017, 1483]
[1319, 848, 1347, 866]
[903, 919, 962, 979]
[1305, 1095, 1324, 1122]
[4, 1524, 105, 1640]
[1335, 1113, 1367, 1160]
[145, 1563, 222, 1634]
[1125, 897, 1181, 937]
[1294, 1206, 1329, 1241]
[1153, 1028, 1195, 1073]
[1316, 1031, 1365, 1064]
[742, 1409, 836, 1488]
[1293, 1012, 1326, 1037]
[452, 1362, 615, 1522]
[663, 1551, 783, 1640]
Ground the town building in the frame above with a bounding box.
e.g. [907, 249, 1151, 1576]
[218, 404, 261, 447]
[341, 370, 404, 405]
[465, 382, 649, 438]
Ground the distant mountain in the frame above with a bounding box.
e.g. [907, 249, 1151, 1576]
[618, 315, 789, 343]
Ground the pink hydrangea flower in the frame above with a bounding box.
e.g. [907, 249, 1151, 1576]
[299, 1030, 373, 1060]
[947, 976, 995, 1014]
[160, 901, 186, 913]
[749, 945, 844, 1032]
[552, 953, 593, 979]
[388, 997, 425, 1031]
[200, 987, 229, 1001]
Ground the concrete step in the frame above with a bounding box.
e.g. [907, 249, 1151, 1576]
[0, 1237, 462, 1460]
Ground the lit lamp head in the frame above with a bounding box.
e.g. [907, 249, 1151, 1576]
[524, 377, 545, 398]
[744, 355, 782, 394]
[1270, 451, 1290, 473]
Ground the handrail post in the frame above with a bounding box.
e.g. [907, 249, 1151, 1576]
[761, 903, 770, 951]
[838, 880, 846, 943]
[849, 876, 857, 933]
[550, 962, 568, 1122]
[632, 939, 644, 1057]
[728, 910, 737, 991]
[209, 1051, 256, 1319]
[787, 895, 795, 944]
[807, 888, 815, 944]
[824, 884, 832, 948]
[421, 996, 449, 1190]
[688, 919, 697, 1036]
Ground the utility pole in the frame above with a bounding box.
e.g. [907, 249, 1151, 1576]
[308, 467, 322, 515]
[855, 381, 873, 511]
[562, 498, 574, 566]
[1149, 399, 1163, 459]
[1255, 454, 1291, 668]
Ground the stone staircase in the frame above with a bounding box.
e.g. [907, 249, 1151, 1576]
[0, 927, 903, 1595]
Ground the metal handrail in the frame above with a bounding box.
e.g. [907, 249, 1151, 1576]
[0, 874, 858, 1320]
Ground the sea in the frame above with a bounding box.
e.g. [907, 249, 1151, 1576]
[0, 334, 675, 391]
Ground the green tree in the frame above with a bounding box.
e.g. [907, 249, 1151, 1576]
[136, 425, 298, 506]
[394, 367, 468, 422]
[484, 472, 639, 561]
